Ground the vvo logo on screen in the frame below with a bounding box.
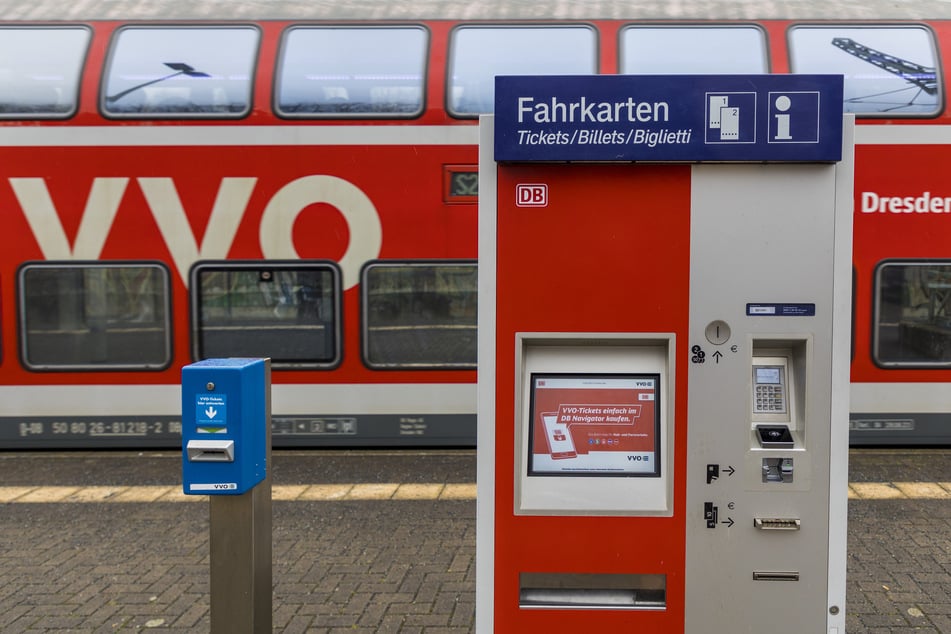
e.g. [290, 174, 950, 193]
[494, 75, 843, 163]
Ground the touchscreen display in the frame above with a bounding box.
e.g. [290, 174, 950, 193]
[528, 373, 661, 477]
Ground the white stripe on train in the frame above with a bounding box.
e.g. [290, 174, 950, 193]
[0, 123, 946, 147]
[0, 383, 476, 416]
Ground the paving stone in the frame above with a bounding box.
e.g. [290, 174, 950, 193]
[0, 449, 947, 632]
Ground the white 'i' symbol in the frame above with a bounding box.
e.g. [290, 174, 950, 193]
[774, 95, 792, 140]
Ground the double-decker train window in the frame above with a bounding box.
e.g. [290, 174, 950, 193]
[873, 260, 951, 366]
[447, 25, 597, 117]
[0, 26, 90, 119]
[191, 261, 341, 369]
[362, 261, 477, 369]
[619, 25, 768, 74]
[788, 25, 941, 117]
[101, 26, 259, 118]
[276, 26, 428, 118]
[17, 262, 172, 371]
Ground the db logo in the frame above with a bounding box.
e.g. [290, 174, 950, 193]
[516, 183, 548, 207]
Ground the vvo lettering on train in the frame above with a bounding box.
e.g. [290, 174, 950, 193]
[10, 175, 382, 290]
[494, 74, 843, 163]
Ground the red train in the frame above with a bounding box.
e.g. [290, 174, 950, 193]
[0, 2, 949, 447]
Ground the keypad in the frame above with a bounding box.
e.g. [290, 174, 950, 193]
[755, 384, 786, 413]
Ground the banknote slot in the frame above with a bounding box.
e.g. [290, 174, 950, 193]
[754, 517, 801, 530]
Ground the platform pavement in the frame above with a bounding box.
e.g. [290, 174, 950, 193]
[0, 448, 949, 633]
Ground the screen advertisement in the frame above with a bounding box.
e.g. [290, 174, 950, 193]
[528, 373, 661, 477]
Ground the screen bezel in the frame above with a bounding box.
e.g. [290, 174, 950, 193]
[513, 334, 674, 516]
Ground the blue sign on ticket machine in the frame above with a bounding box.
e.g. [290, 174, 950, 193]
[478, 75, 853, 633]
[182, 358, 268, 495]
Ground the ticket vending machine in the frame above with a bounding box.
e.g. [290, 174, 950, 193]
[477, 75, 853, 633]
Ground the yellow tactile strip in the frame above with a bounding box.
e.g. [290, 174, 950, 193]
[2, 482, 948, 503]
[848, 482, 951, 500]
[0, 483, 479, 503]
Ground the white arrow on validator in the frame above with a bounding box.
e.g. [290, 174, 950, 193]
[205, 407, 218, 419]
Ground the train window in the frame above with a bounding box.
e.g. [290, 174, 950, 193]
[101, 26, 259, 118]
[447, 25, 597, 117]
[17, 262, 172, 371]
[0, 26, 90, 119]
[362, 261, 477, 369]
[788, 25, 941, 118]
[276, 26, 427, 118]
[873, 261, 951, 366]
[191, 262, 341, 369]
[619, 25, 768, 74]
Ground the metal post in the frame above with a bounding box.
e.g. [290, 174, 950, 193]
[208, 362, 272, 634]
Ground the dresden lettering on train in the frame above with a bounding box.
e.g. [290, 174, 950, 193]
[861, 191, 951, 214]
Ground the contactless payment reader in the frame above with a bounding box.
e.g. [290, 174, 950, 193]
[477, 75, 853, 633]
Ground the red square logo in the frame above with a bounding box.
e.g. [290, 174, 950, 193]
[516, 184, 548, 207]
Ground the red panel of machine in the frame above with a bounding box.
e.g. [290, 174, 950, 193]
[494, 163, 691, 631]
